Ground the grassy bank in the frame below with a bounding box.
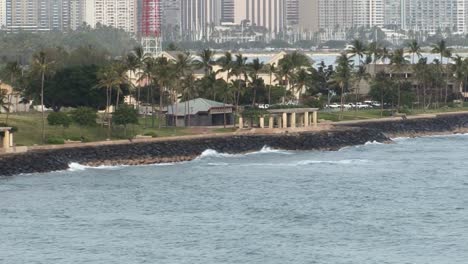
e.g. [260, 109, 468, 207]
[319, 107, 468, 122]
[0, 113, 196, 146]
[2, 107, 468, 146]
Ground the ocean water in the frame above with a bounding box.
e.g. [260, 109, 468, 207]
[1, 135, 468, 264]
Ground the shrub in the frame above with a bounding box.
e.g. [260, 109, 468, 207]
[71, 107, 97, 127]
[46, 136, 65, 145]
[47, 112, 71, 128]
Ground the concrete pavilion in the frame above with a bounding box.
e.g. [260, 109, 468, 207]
[0, 127, 14, 153]
[238, 108, 319, 129]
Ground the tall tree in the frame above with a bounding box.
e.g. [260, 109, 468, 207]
[348, 39, 367, 67]
[96, 65, 119, 139]
[407, 40, 422, 64]
[197, 49, 215, 76]
[32, 51, 54, 144]
[332, 53, 353, 119]
[390, 48, 409, 110]
[248, 58, 264, 106]
[432, 39, 453, 104]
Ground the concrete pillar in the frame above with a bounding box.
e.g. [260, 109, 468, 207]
[3, 130, 10, 150]
[269, 116, 274, 128]
[9, 133, 13, 147]
[282, 113, 288, 128]
[277, 116, 282, 128]
[304, 112, 309, 127]
[291, 112, 296, 128]
[238, 117, 244, 128]
[259, 116, 265, 128]
[313, 111, 318, 127]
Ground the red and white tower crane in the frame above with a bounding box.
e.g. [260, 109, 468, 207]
[141, 0, 162, 56]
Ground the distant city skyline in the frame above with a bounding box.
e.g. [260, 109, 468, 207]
[2, 0, 468, 41]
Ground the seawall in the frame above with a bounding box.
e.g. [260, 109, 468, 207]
[0, 128, 386, 176]
[2, 112, 468, 176]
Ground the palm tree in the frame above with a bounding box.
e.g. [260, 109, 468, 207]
[138, 57, 156, 128]
[264, 63, 276, 105]
[97, 65, 119, 139]
[353, 65, 370, 115]
[390, 48, 409, 111]
[33, 51, 54, 144]
[126, 46, 146, 108]
[153, 57, 174, 129]
[367, 42, 381, 76]
[197, 49, 215, 76]
[452, 55, 468, 106]
[231, 54, 248, 111]
[111, 61, 129, 110]
[248, 58, 264, 107]
[348, 39, 367, 67]
[332, 53, 353, 120]
[181, 73, 198, 126]
[278, 51, 311, 102]
[216, 79, 232, 128]
[432, 39, 452, 104]
[407, 40, 422, 64]
[173, 52, 195, 129]
[216, 51, 233, 80]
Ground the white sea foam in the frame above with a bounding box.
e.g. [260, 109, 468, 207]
[68, 162, 128, 171]
[296, 159, 370, 165]
[365, 141, 384, 145]
[197, 146, 292, 160]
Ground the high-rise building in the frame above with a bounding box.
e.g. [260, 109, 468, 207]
[5, 0, 83, 32]
[161, 0, 179, 28]
[221, 0, 234, 23]
[286, 0, 299, 26]
[0, 0, 6, 28]
[6, 0, 40, 31]
[456, 0, 468, 33]
[353, 0, 384, 28]
[298, 0, 318, 33]
[70, 0, 85, 30]
[84, 0, 138, 34]
[180, 0, 220, 40]
[384, 0, 403, 27]
[402, 0, 458, 33]
[233, 0, 286, 35]
[317, 0, 353, 31]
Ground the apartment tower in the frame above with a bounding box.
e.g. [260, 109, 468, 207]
[180, 0, 220, 40]
[233, 0, 286, 35]
[84, 0, 138, 34]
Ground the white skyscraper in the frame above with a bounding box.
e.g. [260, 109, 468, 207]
[457, 0, 468, 33]
[234, 0, 286, 35]
[180, 0, 220, 40]
[0, 0, 5, 28]
[402, 0, 458, 33]
[353, 0, 384, 28]
[84, 0, 138, 33]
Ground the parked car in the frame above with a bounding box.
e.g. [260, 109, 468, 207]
[356, 102, 371, 109]
[326, 103, 341, 109]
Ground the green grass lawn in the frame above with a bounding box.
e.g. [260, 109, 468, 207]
[319, 106, 468, 122]
[0, 113, 192, 146]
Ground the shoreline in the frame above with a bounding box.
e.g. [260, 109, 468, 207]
[2, 113, 468, 176]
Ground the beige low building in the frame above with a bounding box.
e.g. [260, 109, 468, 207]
[239, 108, 319, 129]
[0, 81, 31, 113]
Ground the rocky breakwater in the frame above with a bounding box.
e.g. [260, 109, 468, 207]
[337, 113, 468, 137]
[0, 128, 388, 176]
